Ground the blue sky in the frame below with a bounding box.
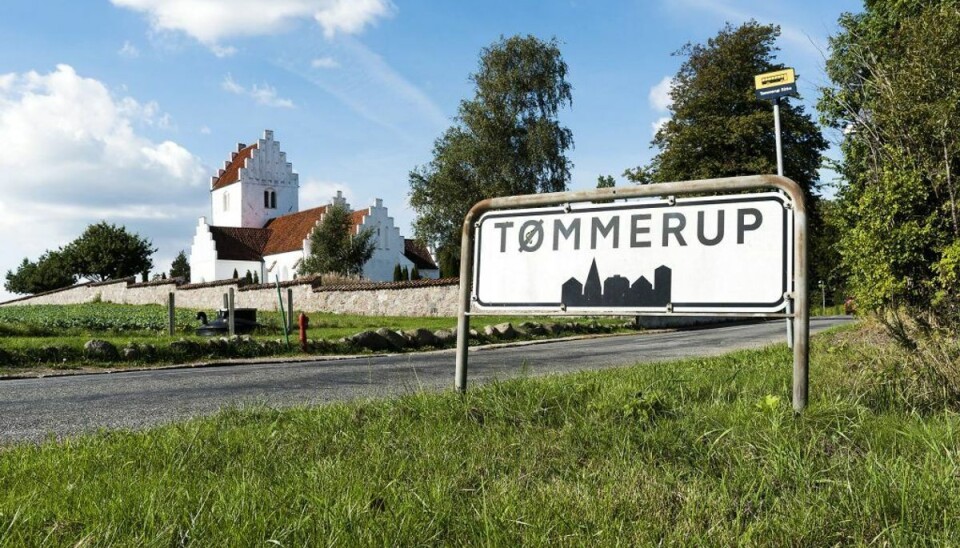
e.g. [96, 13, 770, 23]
[0, 0, 861, 299]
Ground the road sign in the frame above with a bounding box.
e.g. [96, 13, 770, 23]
[755, 68, 797, 101]
[455, 175, 810, 411]
[472, 192, 793, 314]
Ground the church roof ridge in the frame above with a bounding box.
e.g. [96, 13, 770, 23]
[211, 142, 258, 191]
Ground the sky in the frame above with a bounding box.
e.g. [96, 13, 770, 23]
[0, 0, 862, 300]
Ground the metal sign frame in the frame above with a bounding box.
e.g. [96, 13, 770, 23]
[454, 175, 809, 411]
[470, 191, 793, 314]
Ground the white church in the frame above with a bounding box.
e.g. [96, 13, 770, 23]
[189, 130, 438, 284]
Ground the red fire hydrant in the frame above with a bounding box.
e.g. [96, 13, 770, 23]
[298, 312, 309, 351]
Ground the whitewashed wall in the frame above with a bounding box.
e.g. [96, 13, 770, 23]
[263, 250, 302, 283]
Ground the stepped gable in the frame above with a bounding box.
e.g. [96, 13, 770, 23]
[348, 208, 368, 233]
[211, 143, 258, 191]
[403, 239, 438, 270]
[208, 226, 270, 261]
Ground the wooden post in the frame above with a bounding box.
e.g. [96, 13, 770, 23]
[228, 288, 235, 337]
[167, 292, 175, 336]
[286, 288, 294, 331]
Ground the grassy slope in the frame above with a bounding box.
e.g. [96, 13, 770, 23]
[1, 323, 957, 545]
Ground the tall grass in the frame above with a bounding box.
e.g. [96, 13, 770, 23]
[0, 323, 957, 545]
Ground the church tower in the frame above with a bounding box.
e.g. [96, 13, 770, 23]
[209, 129, 299, 228]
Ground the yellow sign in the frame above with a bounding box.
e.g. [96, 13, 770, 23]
[755, 68, 796, 90]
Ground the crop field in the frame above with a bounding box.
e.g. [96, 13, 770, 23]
[0, 303, 199, 334]
[0, 303, 630, 373]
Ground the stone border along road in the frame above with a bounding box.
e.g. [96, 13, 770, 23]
[0, 317, 853, 444]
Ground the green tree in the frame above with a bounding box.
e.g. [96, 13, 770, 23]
[624, 21, 829, 278]
[61, 222, 155, 282]
[401, 266, 410, 281]
[253, 271, 259, 284]
[820, 2, 960, 319]
[626, 22, 826, 193]
[411, 266, 421, 280]
[232, 268, 239, 280]
[3, 251, 77, 295]
[596, 175, 615, 189]
[169, 250, 190, 281]
[409, 35, 574, 273]
[393, 264, 403, 282]
[299, 204, 376, 277]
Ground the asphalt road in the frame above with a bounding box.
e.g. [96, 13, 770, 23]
[0, 317, 852, 444]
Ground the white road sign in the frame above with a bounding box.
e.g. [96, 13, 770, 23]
[472, 192, 793, 313]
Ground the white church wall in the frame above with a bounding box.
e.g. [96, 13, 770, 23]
[357, 199, 410, 282]
[215, 260, 263, 282]
[263, 250, 302, 283]
[210, 186, 243, 227]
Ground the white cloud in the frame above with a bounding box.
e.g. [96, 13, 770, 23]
[0, 65, 207, 294]
[667, 0, 822, 56]
[280, 38, 447, 140]
[311, 56, 340, 69]
[111, 0, 394, 54]
[199, 125, 212, 134]
[649, 76, 673, 112]
[313, 0, 392, 39]
[221, 73, 244, 95]
[118, 41, 140, 58]
[651, 116, 670, 136]
[209, 44, 237, 58]
[221, 74, 295, 108]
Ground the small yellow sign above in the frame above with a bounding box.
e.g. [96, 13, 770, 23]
[755, 68, 796, 90]
[754, 68, 797, 101]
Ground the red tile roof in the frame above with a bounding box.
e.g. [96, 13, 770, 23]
[262, 206, 328, 255]
[209, 205, 376, 262]
[349, 209, 368, 233]
[212, 143, 257, 191]
[208, 226, 271, 261]
[404, 239, 438, 270]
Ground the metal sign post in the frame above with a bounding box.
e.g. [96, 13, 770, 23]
[454, 175, 809, 411]
[774, 97, 794, 349]
[756, 68, 796, 349]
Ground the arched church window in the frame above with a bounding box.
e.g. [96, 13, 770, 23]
[264, 189, 277, 209]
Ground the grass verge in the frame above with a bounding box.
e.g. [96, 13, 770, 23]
[1, 322, 956, 545]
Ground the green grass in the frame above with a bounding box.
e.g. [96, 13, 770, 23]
[1, 322, 957, 545]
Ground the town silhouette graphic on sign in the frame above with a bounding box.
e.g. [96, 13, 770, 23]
[561, 259, 671, 307]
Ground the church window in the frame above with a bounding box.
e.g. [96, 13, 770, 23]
[223, 192, 229, 211]
[270, 191, 277, 209]
[264, 191, 269, 208]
